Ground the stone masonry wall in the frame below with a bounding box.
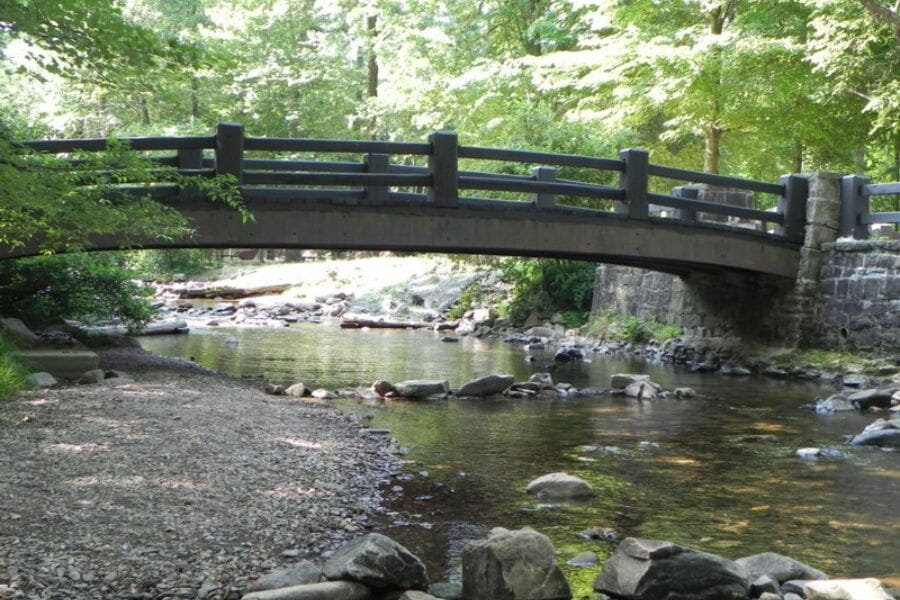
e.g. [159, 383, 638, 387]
[591, 265, 791, 341]
[818, 239, 900, 351]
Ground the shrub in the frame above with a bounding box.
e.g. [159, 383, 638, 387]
[0, 253, 155, 329]
[0, 334, 28, 401]
[501, 258, 595, 325]
[129, 248, 217, 280]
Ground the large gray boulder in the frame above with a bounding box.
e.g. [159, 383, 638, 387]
[393, 380, 449, 399]
[735, 552, 827, 584]
[0, 317, 40, 347]
[804, 578, 892, 600]
[461, 527, 571, 600]
[323, 533, 428, 590]
[851, 418, 900, 447]
[248, 561, 323, 592]
[525, 472, 594, 501]
[611, 374, 649, 389]
[241, 581, 370, 600]
[593, 538, 749, 600]
[456, 375, 514, 397]
[848, 389, 896, 410]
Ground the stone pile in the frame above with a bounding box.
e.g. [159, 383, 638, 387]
[241, 529, 570, 600]
[238, 531, 898, 600]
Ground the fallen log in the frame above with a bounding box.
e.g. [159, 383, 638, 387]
[340, 317, 430, 330]
[179, 283, 291, 299]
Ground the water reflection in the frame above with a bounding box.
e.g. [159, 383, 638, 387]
[141, 325, 899, 587]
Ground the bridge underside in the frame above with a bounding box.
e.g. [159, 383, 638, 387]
[3, 196, 800, 278]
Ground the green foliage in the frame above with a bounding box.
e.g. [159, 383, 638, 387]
[447, 282, 482, 320]
[0, 333, 28, 401]
[501, 258, 595, 325]
[0, 253, 155, 329]
[129, 249, 218, 280]
[586, 311, 681, 343]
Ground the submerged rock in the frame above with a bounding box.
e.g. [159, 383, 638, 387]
[456, 374, 514, 397]
[526, 472, 594, 501]
[610, 374, 649, 389]
[393, 380, 449, 399]
[461, 527, 571, 600]
[593, 537, 749, 600]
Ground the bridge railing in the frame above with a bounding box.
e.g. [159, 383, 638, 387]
[23, 122, 808, 244]
[840, 175, 900, 239]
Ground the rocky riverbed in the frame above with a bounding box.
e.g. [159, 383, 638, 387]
[0, 347, 398, 600]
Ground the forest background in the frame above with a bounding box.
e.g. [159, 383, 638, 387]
[0, 0, 898, 346]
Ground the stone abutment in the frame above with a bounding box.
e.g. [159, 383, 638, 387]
[591, 173, 900, 350]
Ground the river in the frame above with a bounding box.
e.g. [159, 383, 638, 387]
[139, 324, 900, 593]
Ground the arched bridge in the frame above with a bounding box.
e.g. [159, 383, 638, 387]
[8, 123, 810, 278]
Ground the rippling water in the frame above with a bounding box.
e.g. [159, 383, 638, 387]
[140, 324, 900, 591]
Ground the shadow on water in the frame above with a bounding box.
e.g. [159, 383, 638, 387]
[141, 325, 900, 590]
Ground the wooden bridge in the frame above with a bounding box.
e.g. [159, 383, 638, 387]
[9, 123, 817, 278]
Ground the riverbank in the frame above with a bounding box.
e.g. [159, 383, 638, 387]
[0, 346, 397, 599]
[149, 255, 898, 389]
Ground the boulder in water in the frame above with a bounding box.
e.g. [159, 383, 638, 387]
[593, 537, 749, 600]
[461, 527, 571, 600]
[525, 472, 594, 500]
[456, 374, 514, 397]
[393, 380, 449, 399]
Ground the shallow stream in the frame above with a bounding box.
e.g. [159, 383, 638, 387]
[140, 325, 900, 591]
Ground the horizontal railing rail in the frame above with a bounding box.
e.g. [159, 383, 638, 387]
[841, 176, 900, 238]
[21, 122, 807, 244]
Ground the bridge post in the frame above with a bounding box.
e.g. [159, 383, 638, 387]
[672, 186, 699, 223]
[777, 174, 809, 243]
[617, 148, 649, 219]
[840, 175, 871, 239]
[428, 131, 459, 208]
[365, 154, 389, 204]
[215, 123, 244, 184]
[532, 166, 557, 209]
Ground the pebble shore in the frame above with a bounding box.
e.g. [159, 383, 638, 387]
[0, 347, 396, 600]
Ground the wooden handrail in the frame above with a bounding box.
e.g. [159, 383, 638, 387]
[20, 123, 807, 243]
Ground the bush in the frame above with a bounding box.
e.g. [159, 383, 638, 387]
[501, 258, 595, 325]
[129, 248, 217, 280]
[0, 334, 28, 401]
[0, 253, 155, 329]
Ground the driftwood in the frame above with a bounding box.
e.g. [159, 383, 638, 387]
[340, 318, 430, 330]
[179, 283, 291, 299]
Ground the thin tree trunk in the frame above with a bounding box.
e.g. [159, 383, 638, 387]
[366, 14, 379, 140]
[140, 95, 151, 126]
[793, 142, 804, 174]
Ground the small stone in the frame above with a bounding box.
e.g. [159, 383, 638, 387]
[78, 369, 106, 384]
[804, 578, 892, 600]
[311, 389, 337, 400]
[25, 372, 57, 388]
[526, 472, 594, 500]
[265, 383, 286, 395]
[285, 383, 308, 397]
[610, 374, 649, 389]
[796, 447, 821, 458]
[566, 551, 598, 567]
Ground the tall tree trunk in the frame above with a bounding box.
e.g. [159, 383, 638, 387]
[703, 5, 729, 174]
[366, 13, 379, 139]
[704, 125, 722, 174]
[190, 77, 200, 123]
[140, 95, 151, 126]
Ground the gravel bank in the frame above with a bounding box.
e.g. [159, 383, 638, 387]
[0, 347, 396, 599]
